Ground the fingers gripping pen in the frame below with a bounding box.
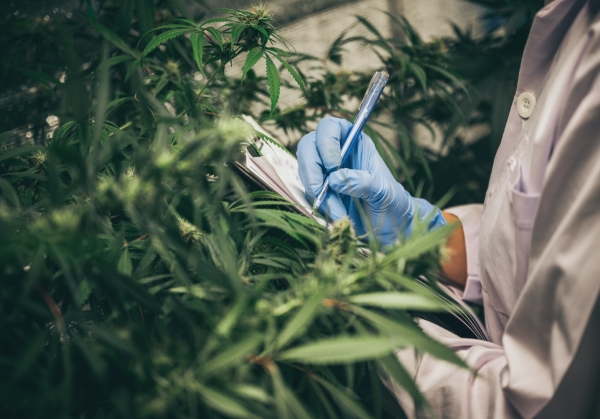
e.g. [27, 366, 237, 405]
[311, 70, 389, 215]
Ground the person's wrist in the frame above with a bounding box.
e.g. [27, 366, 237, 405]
[439, 211, 467, 287]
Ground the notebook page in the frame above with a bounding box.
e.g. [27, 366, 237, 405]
[248, 154, 328, 223]
[258, 146, 312, 211]
[241, 115, 326, 225]
[245, 155, 294, 201]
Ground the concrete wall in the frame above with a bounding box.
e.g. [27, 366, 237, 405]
[276, 0, 486, 74]
[401, 0, 486, 40]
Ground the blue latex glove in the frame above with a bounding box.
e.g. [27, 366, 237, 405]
[297, 117, 446, 246]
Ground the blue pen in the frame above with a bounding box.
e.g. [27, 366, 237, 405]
[311, 70, 389, 215]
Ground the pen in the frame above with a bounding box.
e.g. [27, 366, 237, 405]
[311, 70, 389, 215]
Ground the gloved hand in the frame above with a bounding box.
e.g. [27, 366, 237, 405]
[297, 117, 446, 246]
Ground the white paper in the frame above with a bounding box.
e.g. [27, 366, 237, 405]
[241, 115, 326, 226]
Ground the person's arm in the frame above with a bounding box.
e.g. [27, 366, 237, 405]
[440, 211, 468, 287]
[438, 205, 484, 303]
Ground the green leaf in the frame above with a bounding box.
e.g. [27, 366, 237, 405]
[265, 54, 280, 116]
[0, 178, 22, 210]
[0, 145, 44, 163]
[168, 285, 207, 299]
[216, 295, 247, 337]
[422, 63, 467, 92]
[271, 366, 313, 419]
[250, 24, 270, 42]
[202, 334, 262, 376]
[229, 384, 272, 404]
[117, 246, 133, 276]
[116, 0, 135, 38]
[311, 375, 373, 419]
[275, 289, 327, 350]
[272, 54, 305, 93]
[349, 305, 469, 369]
[136, 0, 156, 41]
[76, 279, 93, 307]
[141, 29, 190, 59]
[92, 21, 141, 58]
[92, 46, 110, 150]
[201, 17, 235, 25]
[251, 209, 322, 247]
[91, 327, 137, 355]
[137, 274, 172, 285]
[277, 336, 399, 364]
[273, 373, 292, 419]
[266, 47, 290, 57]
[355, 15, 385, 42]
[326, 30, 347, 65]
[205, 27, 223, 49]
[193, 383, 253, 418]
[409, 63, 427, 92]
[190, 31, 205, 77]
[106, 97, 133, 114]
[347, 292, 445, 310]
[106, 55, 131, 67]
[230, 23, 246, 48]
[382, 224, 454, 268]
[165, 18, 197, 26]
[242, 47, 264, 81]
[377, 355, 425, 405]
[143, 24, 193, 33]
[307, 379, 340, 419]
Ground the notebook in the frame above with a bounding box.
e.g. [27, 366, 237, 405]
[232, 115, 326, 225]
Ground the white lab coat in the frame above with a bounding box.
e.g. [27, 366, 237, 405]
[385, 0, 600, 417]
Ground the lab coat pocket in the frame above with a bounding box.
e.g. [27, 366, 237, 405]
[508, 135, 540, 231]
[510, 183, 540, 290]
[511, 188, 541, 230]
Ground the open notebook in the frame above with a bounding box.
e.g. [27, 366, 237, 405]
[232, 115, 326, 225]
[233, 115, 488, 341]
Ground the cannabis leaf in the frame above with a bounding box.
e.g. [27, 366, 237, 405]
[242, 47, 264, 81]
[190, 31, 205, 76]
[141, 29, 190, 58]
[273, 54, 305, 93]
[230, 23, 247, 48]
[265, 54, 280, 116]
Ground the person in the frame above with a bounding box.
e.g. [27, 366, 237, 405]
[296, 0, 600, 417]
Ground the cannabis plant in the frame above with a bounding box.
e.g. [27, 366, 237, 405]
[0, 2, 466, 419]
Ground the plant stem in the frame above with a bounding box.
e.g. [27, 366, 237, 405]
[196, 62, 224, 100]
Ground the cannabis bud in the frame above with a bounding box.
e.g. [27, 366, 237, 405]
[327, 216, 357, 260]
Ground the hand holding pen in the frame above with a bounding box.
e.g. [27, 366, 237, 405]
[310, 71, 389, 214]
[296, 70, 446, 245]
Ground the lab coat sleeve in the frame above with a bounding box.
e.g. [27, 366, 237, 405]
[444, 204, 483, 304]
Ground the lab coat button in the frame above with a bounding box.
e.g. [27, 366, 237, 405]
[517, 92, 536, 118]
